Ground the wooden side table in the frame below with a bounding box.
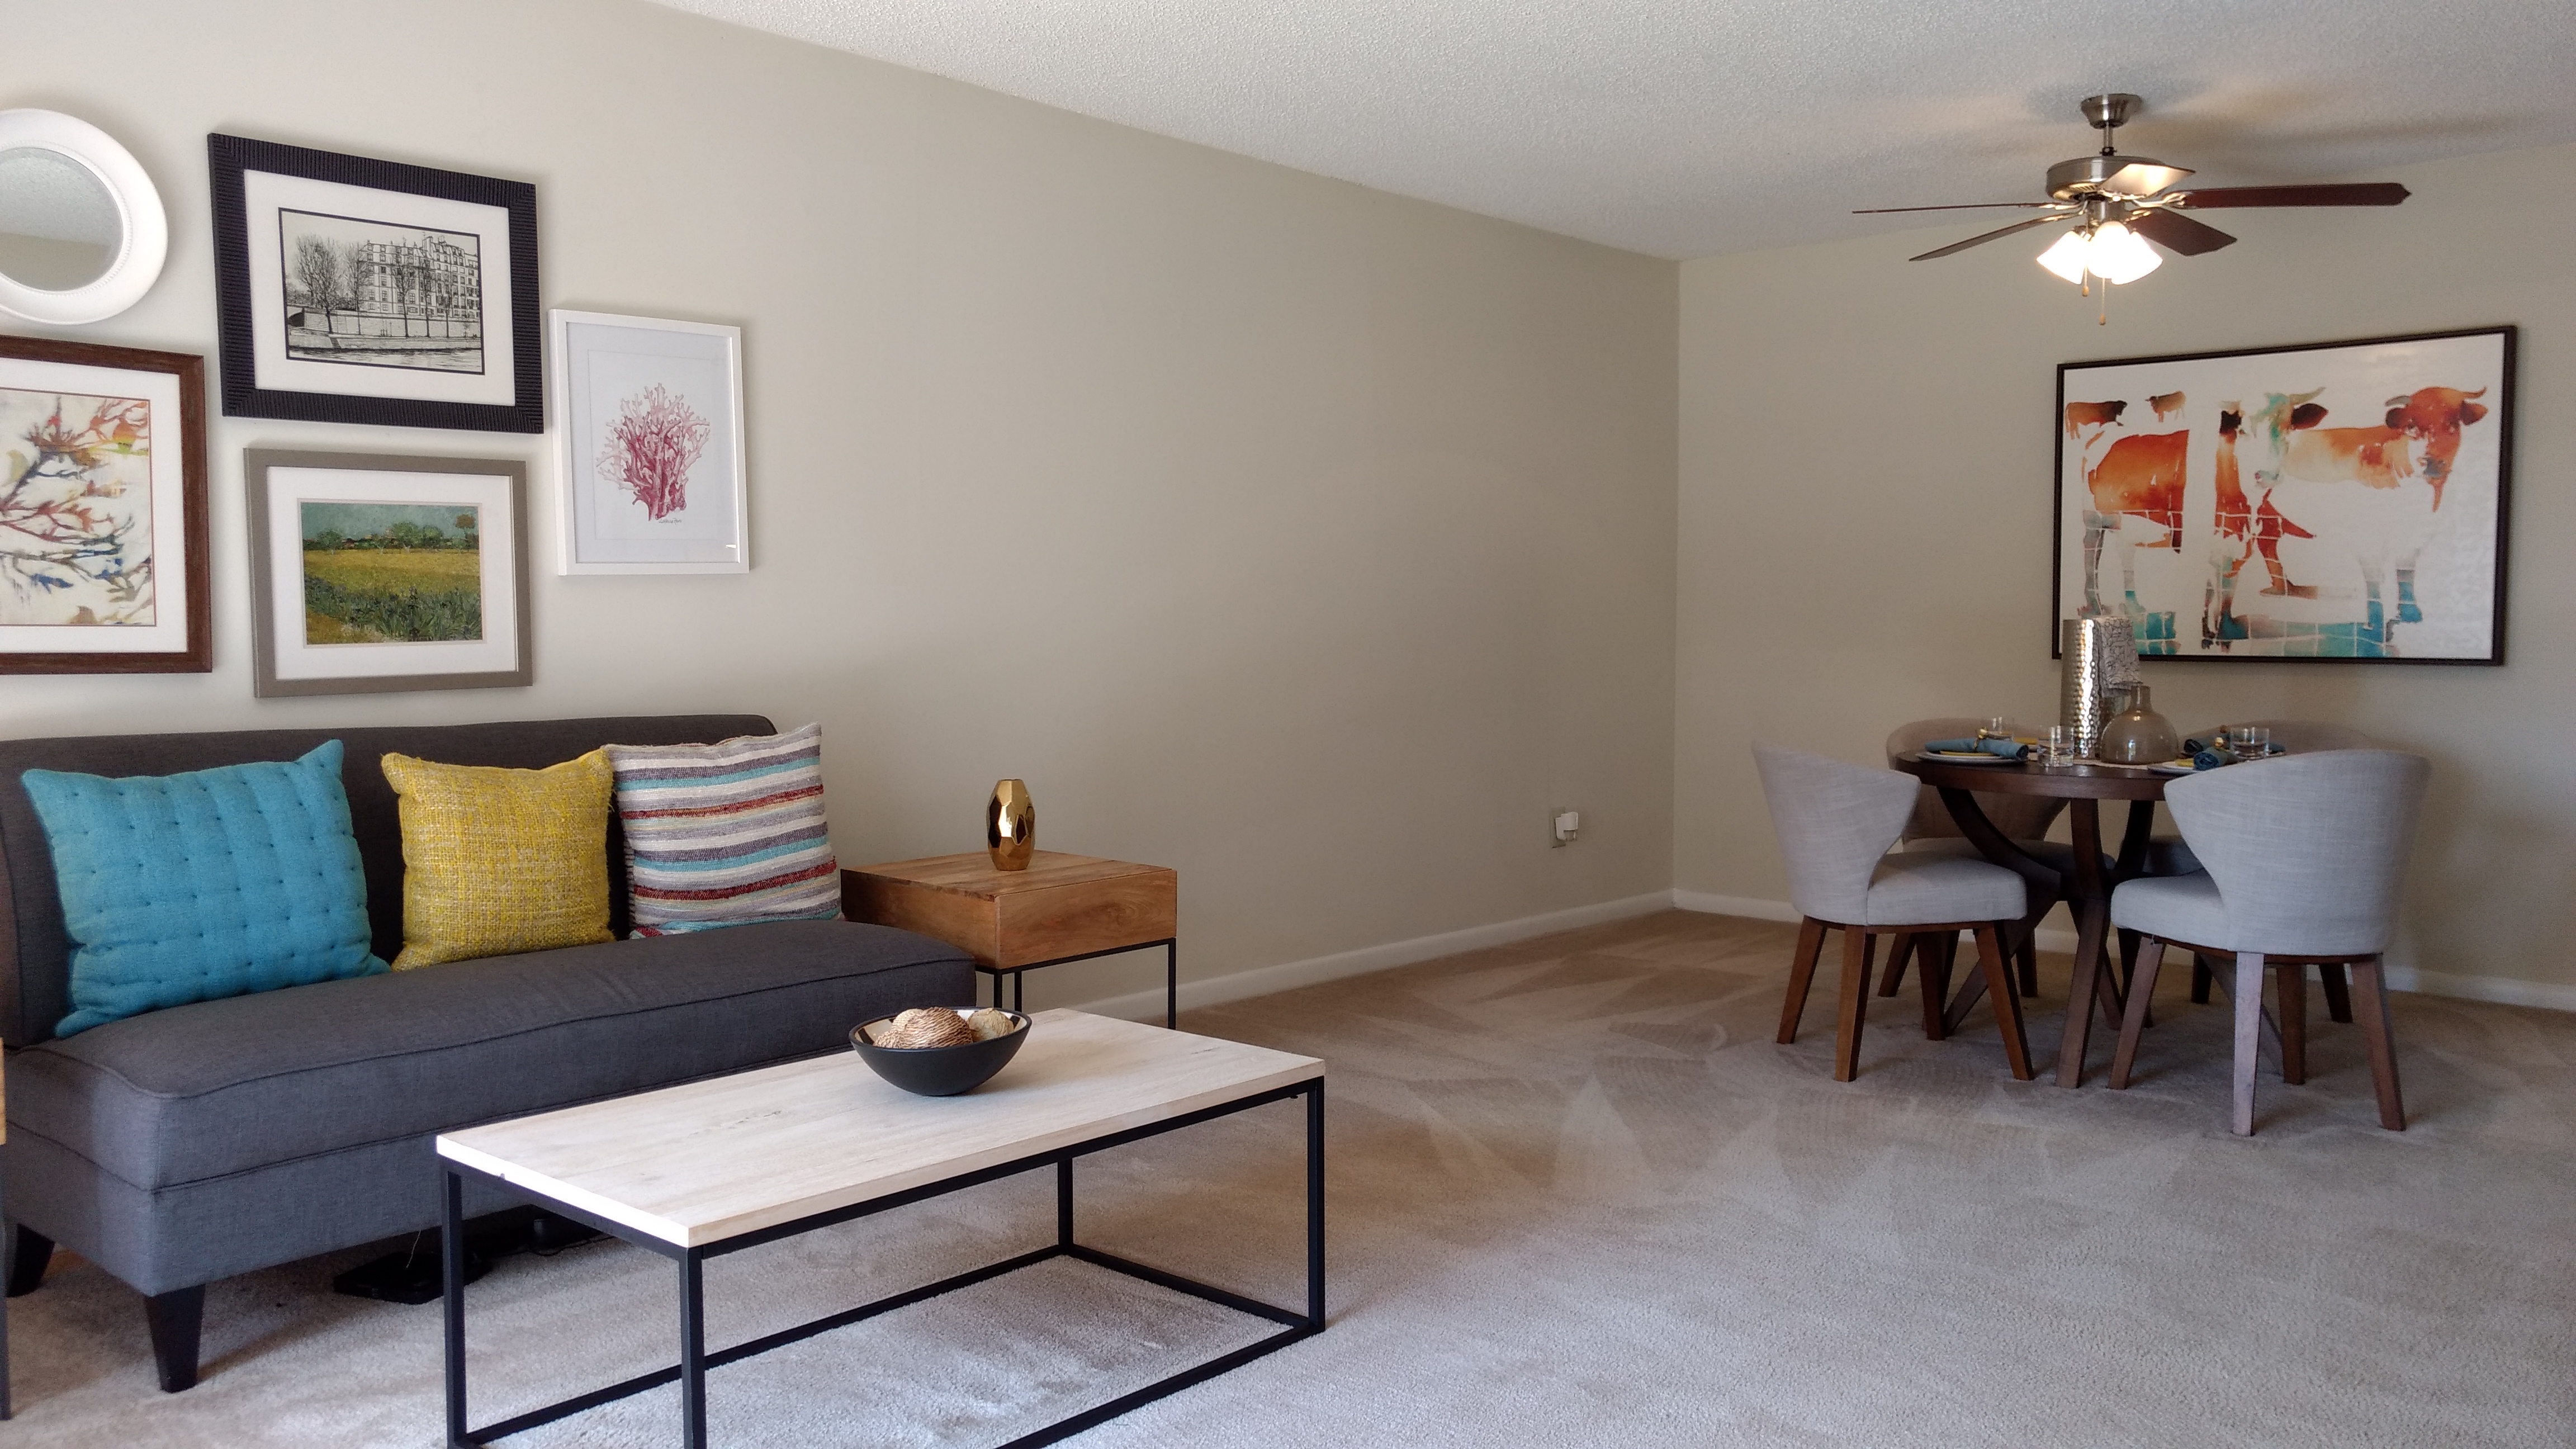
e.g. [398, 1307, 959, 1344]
[842, 851, 1180, 1026]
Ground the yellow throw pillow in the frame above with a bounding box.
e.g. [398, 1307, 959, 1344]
[379, 749, 615, 970]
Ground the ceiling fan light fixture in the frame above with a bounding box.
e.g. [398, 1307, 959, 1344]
[2037, 228, 2094, 283]
[2035, 222, 2162, 286]
[2087, 222, 2162, 283]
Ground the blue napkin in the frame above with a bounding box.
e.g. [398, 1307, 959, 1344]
[1924, 737, 2032, 760]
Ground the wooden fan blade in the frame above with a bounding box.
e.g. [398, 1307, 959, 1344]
[2129, 207, 2237, 256]
[2169, 183, 2409, 209]
[1854, 201, 2064, 214]
[1910, 215, 2064, 261]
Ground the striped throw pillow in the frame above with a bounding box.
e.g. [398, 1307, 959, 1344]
[605, 723, 841, 935]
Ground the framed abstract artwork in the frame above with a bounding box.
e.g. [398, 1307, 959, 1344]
[244, 449, 532, 697]
[548, 310, 747, 574]
[2054, 326, 2514, 662]
[209, 134, 542, 432]
[0, 336, 210, 674]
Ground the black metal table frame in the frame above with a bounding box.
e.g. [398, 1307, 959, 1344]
[982, 937, 1180, 1030]
[442, 1074, 1322, 1448]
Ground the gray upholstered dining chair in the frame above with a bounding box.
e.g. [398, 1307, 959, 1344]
[2148, 720, 2381, 1015]
[1754, 744, 2035, 1083]
[1883, 718, 2069, 1001]
[2105, 750, 2429, 1135]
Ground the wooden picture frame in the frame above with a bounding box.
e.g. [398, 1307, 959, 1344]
[210, 134, 542, 433]
[2054, 326, 2514, 663]
[244, 449, 532, 697]
[548, 310, 749, 574]
[0, 336, 210, 674]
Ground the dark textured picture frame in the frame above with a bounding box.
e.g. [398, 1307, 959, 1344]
[0, 336, 211, 674]
[245, 449, 533, 697]
[209, 134, 542, 432]
[2053, 325, 2515, 665]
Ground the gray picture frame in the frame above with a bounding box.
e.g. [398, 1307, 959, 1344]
[245, 448, 532, 697]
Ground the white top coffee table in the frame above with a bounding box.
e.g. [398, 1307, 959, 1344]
[435, 1009, 1324, 1449]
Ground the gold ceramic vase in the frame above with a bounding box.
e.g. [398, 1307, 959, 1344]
[986, 779, 1035, 872]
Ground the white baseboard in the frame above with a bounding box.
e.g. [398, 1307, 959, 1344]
[1670, 889, 2085, 952]
[1072, 890, 1677, 1021]
[1670, 892, 2572, 1012]
[2380, 964, 2576, 1012]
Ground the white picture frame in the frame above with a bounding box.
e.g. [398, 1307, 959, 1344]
[548, 310, 748, 575]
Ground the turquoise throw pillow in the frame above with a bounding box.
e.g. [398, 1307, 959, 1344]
[23, 740, 386, 1036]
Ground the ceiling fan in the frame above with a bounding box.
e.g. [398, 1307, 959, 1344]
[1860, 93, 2408, 313]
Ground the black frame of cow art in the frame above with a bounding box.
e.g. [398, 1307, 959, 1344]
[2052, 325, 2515, 664]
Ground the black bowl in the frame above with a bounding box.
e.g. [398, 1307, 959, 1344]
[850, 1010, 1030, 1096]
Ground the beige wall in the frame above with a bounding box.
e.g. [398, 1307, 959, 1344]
[1677, 142, 2576, 1003]
[1, 0, 1679, 1008]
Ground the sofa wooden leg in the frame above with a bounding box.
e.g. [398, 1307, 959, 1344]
[5, 1227, 51, 1298]
[146, 1285, 205, 1393]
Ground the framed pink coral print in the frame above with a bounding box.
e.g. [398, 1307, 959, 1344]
[547, 310, 746, 575]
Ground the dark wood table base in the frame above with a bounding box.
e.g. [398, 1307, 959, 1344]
[1894, 757, 2168, 1087]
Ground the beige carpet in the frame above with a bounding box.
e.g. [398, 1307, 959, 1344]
[5, 910, 2571, 1447]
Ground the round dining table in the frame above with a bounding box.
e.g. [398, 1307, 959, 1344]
[1891, 754, 2168, 1087]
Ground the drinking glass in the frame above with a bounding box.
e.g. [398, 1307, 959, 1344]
[2043, 724, 2077, 767]
[1980, 716, 2013, 742]
[2232, 724, 2271, 763]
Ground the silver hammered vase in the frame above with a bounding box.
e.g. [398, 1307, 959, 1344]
[2059, 617, 2142, 758]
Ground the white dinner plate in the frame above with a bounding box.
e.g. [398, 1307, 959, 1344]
[1920, 750, 2016, 765]
[2147, 759, 2201, 775]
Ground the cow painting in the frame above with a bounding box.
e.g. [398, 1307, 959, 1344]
[2058, 331, 2508, 661]
[2201, 404, 2318, 648]
[2077, 428, 2187, 620]
[2243, 385, 2492, 632]
[2064, 399, 2126, 444]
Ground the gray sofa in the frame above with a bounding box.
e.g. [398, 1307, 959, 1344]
[0, 715, 972, 1391]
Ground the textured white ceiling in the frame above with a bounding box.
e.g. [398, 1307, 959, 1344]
[651, 0, 2576, 259]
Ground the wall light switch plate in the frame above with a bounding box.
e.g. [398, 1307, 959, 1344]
[1552, 809, 1580, 846]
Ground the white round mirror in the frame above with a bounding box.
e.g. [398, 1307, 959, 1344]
[0, 110, 167, 325]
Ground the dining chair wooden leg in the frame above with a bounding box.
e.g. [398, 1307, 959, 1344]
[1831, 926, 1879, 1082]
[2190, 954, 2213, 1004]
[2015, 931, 2039, 998]
[1878, 933, 1915, 998]
[2108, 935, 2168, 1090]
[2118, 929, 2154, 1030]
[2276, 963, 2308, 1085]
[1913, 932, 1958, 1040]
[2232, 952, 2267, 1135]
[2350, 956, 2407, 1130]
[2318, 964, 2355, 1024]
[1776, 917, 1828, 1045]
[1972, 925, 2033, 1081]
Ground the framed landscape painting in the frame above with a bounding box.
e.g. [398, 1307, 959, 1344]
[244, 449, 531, 697]
[0, 337, 210, 674]
[548, 310, 747, 574]
[210, 134, 542, 432]
[2054, 326, 2514, 662]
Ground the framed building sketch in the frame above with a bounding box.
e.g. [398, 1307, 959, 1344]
[210, 134, 542, 432]
[244, 449, 531, 696]
[2054, 326, 2514, 663]
[548, 309, 747, 574]
[0, 336, 210, 674]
